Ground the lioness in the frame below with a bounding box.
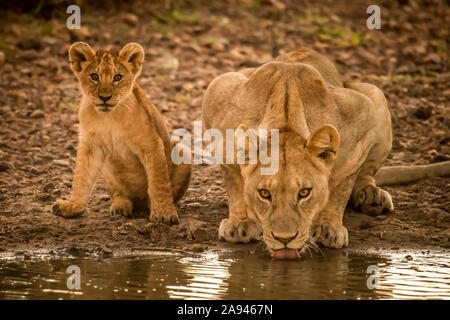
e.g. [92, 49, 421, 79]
[52, 42, 191, 224]
[202, 47, 450, 259]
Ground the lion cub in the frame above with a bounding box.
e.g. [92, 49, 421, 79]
[52, 42, 191, 225]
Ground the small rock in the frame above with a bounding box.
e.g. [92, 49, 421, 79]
[413, 106, 432, 120]
[53, 159, 70, 167]
[43, 182, 55, 193]
[423, 53, 441, 64]
[405, 255, 413, 260]
[29, 110, 45, 119]
[211, 41, 225, 51]
[29, 166, 41, 175]
[0, 51, 5, 65]
[136, 223, 152, 235]
[190, 244, 204, 252]
[153, 53, 179, 74]
[36, 193, 54, 202]
[0, 161, 13, 172]
[431, 154, 450, 163]
[121, 13, 139, 27]
[186, 202, 202, 208]
[189, 227, 208, 242]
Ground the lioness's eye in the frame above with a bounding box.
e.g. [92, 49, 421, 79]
[113, 74, 123, 82]
[298, 188, 312, 200]
[90, 73, 99, 81]
[259, 189, 271, 200]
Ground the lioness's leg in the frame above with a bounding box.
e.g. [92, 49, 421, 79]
[52, 140, 104, 218]
[219, 165, 261, 243]
[350, 146, 394, 216]
[310, 174, 358, 248]
[345, 81, 394, 216]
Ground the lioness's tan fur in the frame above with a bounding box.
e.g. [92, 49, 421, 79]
[52, 42, 191, 224]
[202, 47, 395, 250]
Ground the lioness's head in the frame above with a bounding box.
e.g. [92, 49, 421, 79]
[238, 124, 339, 256]
[69, 42, 144, 112]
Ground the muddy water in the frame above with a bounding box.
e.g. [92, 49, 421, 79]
[0, 250, 449, 299]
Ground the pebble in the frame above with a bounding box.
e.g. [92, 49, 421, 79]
[43, 182, 55, 193]
[53, 159, 70, 167]
[413, 106, 432, 120]
[190, 244, 205, 252]
[186, 202, 202, 208]
[121, 13, 139, 27]
[29, 110, 45, 119]
[29, 166, 41, 175]
[0, 161, 13, 172]
[190, 227, 208, 242]
[0, 51, 5, 65]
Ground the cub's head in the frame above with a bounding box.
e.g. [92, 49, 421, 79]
[69, 42, 144, 112]
[238, 124, 339, 257]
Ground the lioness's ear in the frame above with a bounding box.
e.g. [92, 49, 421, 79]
[119, 42, 145, 76]
[306, 124, 340, 171]
[69, 42, 95, 73]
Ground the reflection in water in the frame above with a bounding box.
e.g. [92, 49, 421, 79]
[374, 253, 450, 299]
[166, 252, 232, 299]
[0, 250, 449, 299]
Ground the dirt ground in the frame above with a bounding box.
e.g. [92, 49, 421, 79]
[0, 0, 449, 258]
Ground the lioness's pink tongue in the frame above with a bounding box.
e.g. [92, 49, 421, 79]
[271, 248, 301, 260]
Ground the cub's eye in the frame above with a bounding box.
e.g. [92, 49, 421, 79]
[90, 73, 99, 81]
[298, 188, 312, 200]
[113, 74, 123, 82]
[259, 189, 271, 200]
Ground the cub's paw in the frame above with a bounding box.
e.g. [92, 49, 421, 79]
[110, 197, 133, 218]
[52, 199, 85, 218]
[352, 185, 394, 216]
[310, 220, 348, 249]
[219, 218, 262, 243]
[150, 207, 179, 226]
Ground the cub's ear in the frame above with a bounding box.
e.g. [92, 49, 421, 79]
[306, 124, 340, 172]
[119, 42, 145, 76]
[69, 42, 95, 73]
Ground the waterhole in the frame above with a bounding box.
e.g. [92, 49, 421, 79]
[0, 250, 449, 299]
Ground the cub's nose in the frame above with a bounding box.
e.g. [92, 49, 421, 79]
[98, 95, 112, 103]
[272, 231, 299, 245]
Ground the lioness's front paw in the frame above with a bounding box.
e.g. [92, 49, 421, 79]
[219, 218, 262, 243]
[110, 197, 133, 217]
[352, 185, 394, 216]
[52, 199, 85, 218]
[310, 220, 348, 249]
[150, 208, 179, 225]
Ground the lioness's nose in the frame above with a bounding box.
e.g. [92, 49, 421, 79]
[272, 231, 299, 245]
[99, 95, 112, 102]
